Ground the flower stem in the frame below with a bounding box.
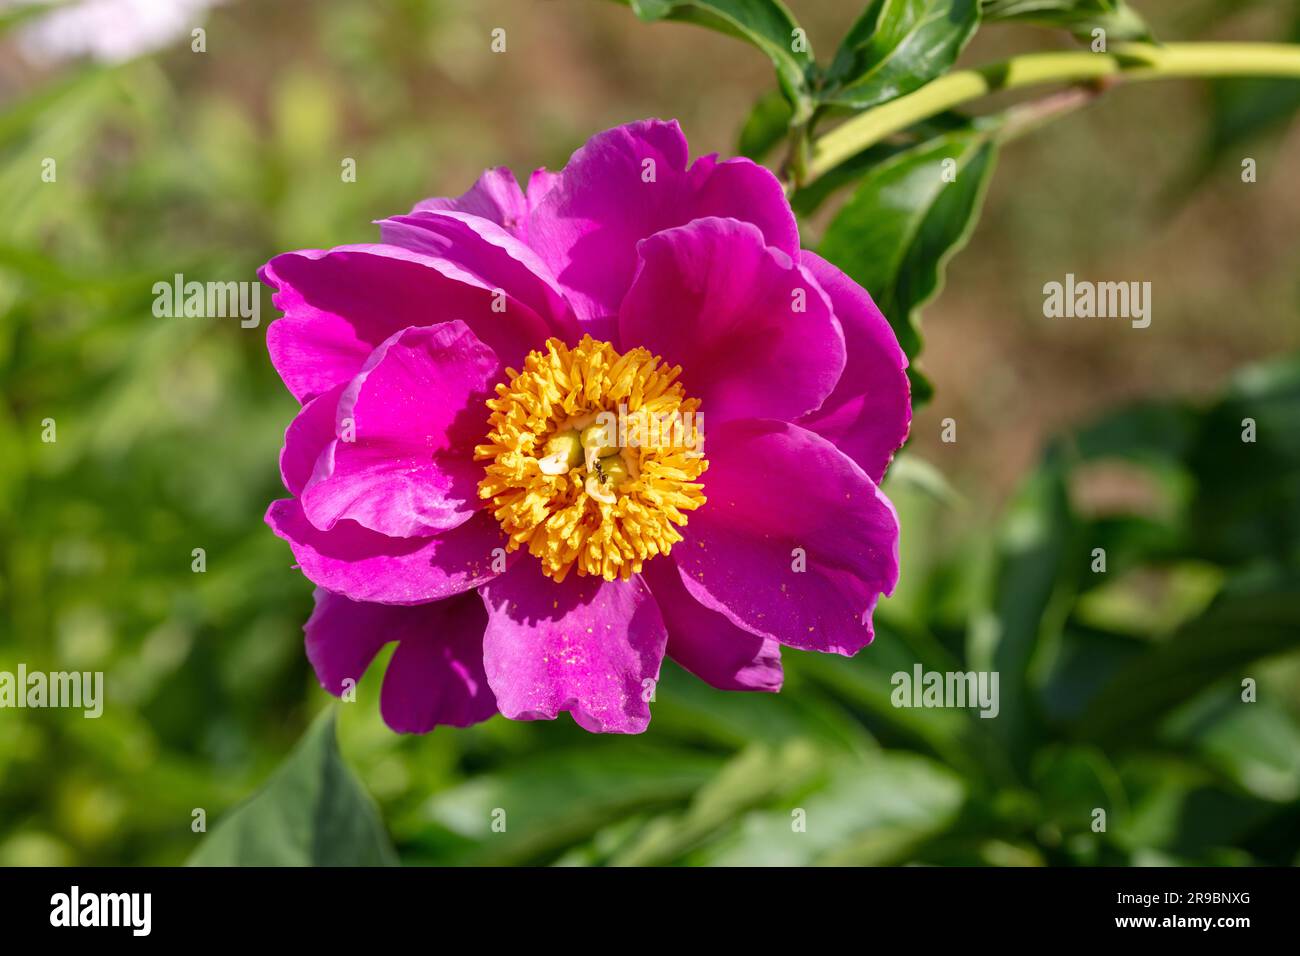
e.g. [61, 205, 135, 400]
[806, 42, 1300, 183]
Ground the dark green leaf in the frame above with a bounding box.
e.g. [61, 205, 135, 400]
[818, 126, 999, 404]
[1079, 571, 1300, 744]
[187, 709, 398, 866]
[1184, 357, 1300, 568]
[823, 0, 982, 111]
[972, 460, 1080, 768]
[791, 112, 974, 217]
[737, 88, 793, 160]
[616, 0, 815, 119]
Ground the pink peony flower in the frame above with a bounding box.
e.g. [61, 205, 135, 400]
[263, 119, 910, 734]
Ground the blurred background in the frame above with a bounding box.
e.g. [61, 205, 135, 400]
[0, 0, 1298, 866]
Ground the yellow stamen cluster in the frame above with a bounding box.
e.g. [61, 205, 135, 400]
[476, 335, 707, 582]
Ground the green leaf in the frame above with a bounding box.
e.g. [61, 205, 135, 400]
[822, 0, 982, 111]
[616, 0, 815, 120]
[418, 745, 721, 865]
[980, 0, 1152, 41]
[692, 752, 966, 865]
[1162, 685, 1300, 804]
[1184, 357, 1300, 568]
[737, 88, 793, 160]
[1078, 571, 1300, 745]
[818, 126, 999, 404]
[608, 741, 825, 865]
[187, 708, 398, 866]
[792, 112, 974, 217]
[1031, 744, 1128, 840]
[970, 459, 1080, 768]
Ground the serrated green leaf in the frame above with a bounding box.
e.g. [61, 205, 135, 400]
[823, 0, 982, 110]
[187, 708, 398, 866]
[818, 126, 999, 404]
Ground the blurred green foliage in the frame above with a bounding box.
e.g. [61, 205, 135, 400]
[1, 0, 1297, 867]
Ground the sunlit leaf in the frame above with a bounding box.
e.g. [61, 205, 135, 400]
[819, 126, 999, 404]
[822, 0, 981, 110]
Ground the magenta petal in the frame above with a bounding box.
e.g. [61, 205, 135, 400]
[797, 251, 911, 483]
[412, 166, 528, 236]
[479, 561, 667, 733]
[300, 322, 497, 538]
[619, 217, 845, 424]
[526, 167, 560, 210]
[304, 589, 496, 733]
[527, 119, 799, 323]
[304, 588, 391, 695]
[674, 419, 899, 657]
[691, 155, 799, 256]
[641, 559, 782, 693]
[379, 592, 496, 733]
[266, 498, 506, 605]
[378, 211, 577, 340]
[261, 244, 551, 403]
[280, 383, 344, 497]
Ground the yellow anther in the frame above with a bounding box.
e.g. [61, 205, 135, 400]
[475, 335, 707, 582]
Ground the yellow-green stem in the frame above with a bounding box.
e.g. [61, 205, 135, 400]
[807, 42, 1300, 183]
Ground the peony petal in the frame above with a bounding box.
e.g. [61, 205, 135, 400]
[266, 498, 508, 605]
[797, 251, 911, 483]
[527, 119, 798, 324]
[280, 383, 344, 497]
[379, 210, 577, 340]
[478, 561, 667, 733]
[411, 166, 528, 235]
[304, 588, 391, 696]
[300, 322, 498, 537]
[261, 244, 552, 403]
[304, 589, 497, 733]
[379, 592, 497, 733]
[619, 217, 845, 425]
[673, 419, 899, 657]
[641, 559, 782, 693]
[690, 155, 800, 255]
[525, 167, 560, 211]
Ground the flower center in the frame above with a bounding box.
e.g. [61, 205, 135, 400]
[476, 335, 707, 582]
